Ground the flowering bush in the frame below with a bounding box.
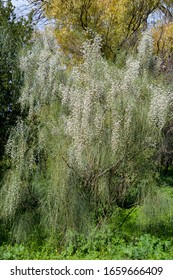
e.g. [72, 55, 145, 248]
[0, 30, 171, 242]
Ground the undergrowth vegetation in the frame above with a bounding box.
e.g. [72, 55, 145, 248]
[1, 209, 173, 260]
[1, 29, 173, 259]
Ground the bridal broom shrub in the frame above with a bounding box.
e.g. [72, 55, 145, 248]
[62, 32, 170, 211]
[0, 30, 171, 243]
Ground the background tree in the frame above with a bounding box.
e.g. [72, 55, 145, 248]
[152, 0, 173, 73]
[27, 0, 173, 62]
[43, 0, 160, 60]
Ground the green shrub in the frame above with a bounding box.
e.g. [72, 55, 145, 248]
[138, 186, 173, 236]
[0, 30, 171, 244]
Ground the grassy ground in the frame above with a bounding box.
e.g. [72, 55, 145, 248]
[1, 234, 173, 260]
[1, 175, 173, 260]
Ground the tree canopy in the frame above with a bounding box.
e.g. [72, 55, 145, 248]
[27, 0, 173, 60]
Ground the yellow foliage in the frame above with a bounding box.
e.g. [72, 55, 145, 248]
[43, 0, 162, 60]
[153, 22, 173, 61]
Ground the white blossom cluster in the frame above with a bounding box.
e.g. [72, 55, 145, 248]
[2, 175, 21, 219]
[148, 85, 169, 129]
[121, 57, 140, 92]
[138, 30, 153, 68]
[20, 29, 66, 119]
[6, 121, 26, 165]
[2, 121, 28, 219]
[62, 37, 121, 169]
[61, 32, 170, 172]
[61, 41, 123, 168]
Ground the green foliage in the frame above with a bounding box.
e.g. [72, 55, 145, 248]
[138, 185, 173, 235]
[59, 207, 173, 259]
[0, 242, 61, 260]
[1, 201, 173, 259]
[1, 230, 173, 260]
